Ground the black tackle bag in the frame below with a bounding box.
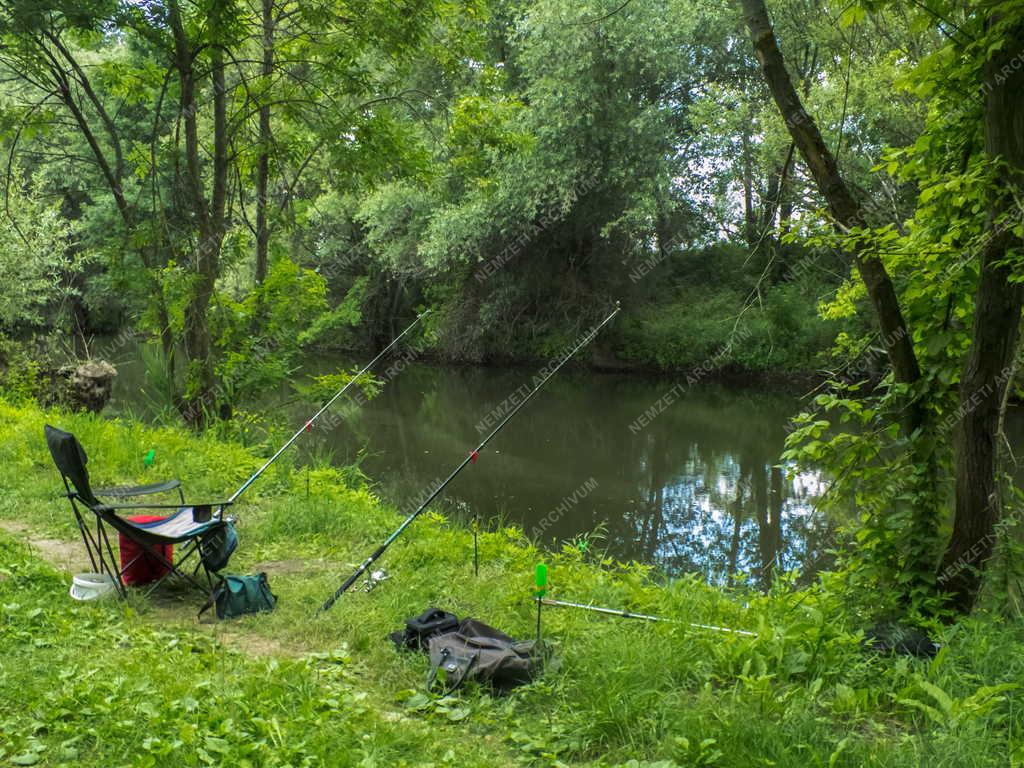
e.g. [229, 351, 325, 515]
[426, 618, 541, 693]
[389, 607, 460, 651]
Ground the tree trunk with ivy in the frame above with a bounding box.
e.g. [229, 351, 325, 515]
[743, 0, 1024, 613]
[255, 0, 275, 288]
[938, 16, 1024, 613]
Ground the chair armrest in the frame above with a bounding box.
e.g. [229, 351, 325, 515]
[97, 500, 233, 512]
[94, 479, 182, 498]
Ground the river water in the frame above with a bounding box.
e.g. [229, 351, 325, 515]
[112, 353, 836, 586]
[336, 364, 834, 587]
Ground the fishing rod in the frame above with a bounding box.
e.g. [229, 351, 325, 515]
[318, 302, 622, 615]
[227, 310, 430, 504]
[539, 597, 756, 637]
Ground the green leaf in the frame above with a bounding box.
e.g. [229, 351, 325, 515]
[403, 693, 431, 711]
[828, 736, 851, 767]
[838, 5, 866, 27]
[900, 697, 946, 726]
[917, 680, 954, 716]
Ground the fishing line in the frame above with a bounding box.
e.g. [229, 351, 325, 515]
[317, 302, 622, 615]
[227, 310, 430, 505]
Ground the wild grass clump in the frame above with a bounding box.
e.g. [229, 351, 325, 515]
[0, 398, 1021, 767]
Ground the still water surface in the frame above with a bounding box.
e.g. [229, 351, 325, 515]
[113, 355, 835, 586]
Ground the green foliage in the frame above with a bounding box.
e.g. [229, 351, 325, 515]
[0, 171, 81, 331]
[134, 340, 177, 417]
[447, 89, 533, 181]
[616, 244, 837, 373]
[297, 368, 382, 405]
[0, 0, 909, 385]
[783, 389, 948, 615]
[0, 337, 42, 404]
[214, 259, 328, 405]
[775, 0, 1024, 614]
[299, 276, 369, 347]
[355, 182, 441, 274]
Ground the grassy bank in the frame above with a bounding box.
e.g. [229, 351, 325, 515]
[0, 400, 1021, 767]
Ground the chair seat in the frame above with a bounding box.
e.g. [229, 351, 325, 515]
[94, 479, 182, 498]
[116, 507, 222, 544]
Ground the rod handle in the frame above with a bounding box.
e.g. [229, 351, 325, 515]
[318, 544, 387, 614]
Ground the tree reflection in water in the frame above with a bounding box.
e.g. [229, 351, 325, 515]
[287, 363, 838, 588]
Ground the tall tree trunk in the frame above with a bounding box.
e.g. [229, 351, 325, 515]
[254, 0, 274, 288]
[938, 17, 1024, 613]
[761, 144, 794, 281]
[653, 190, 674, 260]
[170, 0, 228, 427]
[44, 32, 125, 188]
[38, 39, 131, 228]
[739, 0, 938, 600]
[29, 29, 179, 394]
[739, 0, 921, 393]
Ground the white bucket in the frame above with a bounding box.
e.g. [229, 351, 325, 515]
[70, 572, 116, 601]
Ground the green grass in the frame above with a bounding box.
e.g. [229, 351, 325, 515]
[1, 400, 1022, 766]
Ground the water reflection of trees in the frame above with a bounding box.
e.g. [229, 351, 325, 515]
[613, 387, 835, 587]
[321, 364, 835, 587]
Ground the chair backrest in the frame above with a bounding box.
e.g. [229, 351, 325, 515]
[44, 425, 100, 507]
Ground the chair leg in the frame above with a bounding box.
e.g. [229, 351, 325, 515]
[179, 543, 219, 608]
[198, 558, 219, 614]
[65, 485, 100, 574]
[70, 496, 108, 575]
[71, 508, 99, 573]
[201, 557, 215, 590]
[97, 522, 128, 599]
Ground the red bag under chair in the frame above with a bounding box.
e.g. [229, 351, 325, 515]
[119, 515, 174, 586]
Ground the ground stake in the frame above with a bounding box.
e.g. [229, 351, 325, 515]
[535, 562, 548, 644]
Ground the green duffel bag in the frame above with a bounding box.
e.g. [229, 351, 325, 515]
[199, 573, 276, 620]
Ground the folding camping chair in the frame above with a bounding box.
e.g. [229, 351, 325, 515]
[44, 424, 235, 601]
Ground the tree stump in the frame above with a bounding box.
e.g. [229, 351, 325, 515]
[38, 360, 118, 413]
[67, 360, 117, 413]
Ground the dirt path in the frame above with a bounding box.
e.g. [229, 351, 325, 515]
[0, 519, 313, 658]
[0, 520, 91, 572]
